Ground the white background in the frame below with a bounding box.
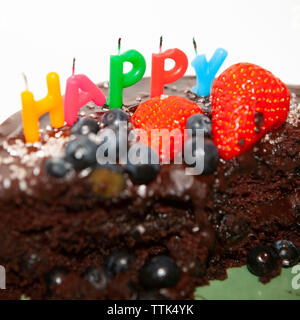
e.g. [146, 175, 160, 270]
[0, 0, 300, 124]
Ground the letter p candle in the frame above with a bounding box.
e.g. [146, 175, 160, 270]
[151, 37, 188, 98]
[109, 38, 146, 109]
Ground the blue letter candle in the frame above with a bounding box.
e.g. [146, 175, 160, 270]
[191, 48, 228, 97]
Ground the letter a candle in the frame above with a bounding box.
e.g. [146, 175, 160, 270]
[109, 38, 146, 109]
[64, 59, 106, 126]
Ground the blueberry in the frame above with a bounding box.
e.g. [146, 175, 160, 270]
[20, 253, 41, 273]
[102, 109, 129, 130]
[186, 114, 212, 137]
[96, 126, 128, 162]
[247, 246, 278, 276]
[103, 250, 134, 276]
[90, 166, 125, 198]
[45, 267, 68, 288]
[272, 240, 300, 268]
[65, 136, 98, 170]
[82, 266, 109, 290]
[45, 157, 71, 178]
[71, 118, 99, 135]
[139, 255, 180, 289]
[125, 144, 160, 185]
[184, 138, 219, 174]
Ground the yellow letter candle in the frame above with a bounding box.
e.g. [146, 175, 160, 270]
[21, 72, 64, 143]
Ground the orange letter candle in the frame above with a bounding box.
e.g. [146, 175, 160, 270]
[21, 72, 64, 143]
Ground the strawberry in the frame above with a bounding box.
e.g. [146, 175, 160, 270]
[211, 62, 290, 160]
[131, 96, 202, 162]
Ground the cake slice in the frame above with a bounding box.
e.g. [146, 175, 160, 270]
[0, 75, 299, 300]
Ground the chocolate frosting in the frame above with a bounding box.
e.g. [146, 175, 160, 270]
[0, 76, 299, 300]
[0, 76, 299, 219]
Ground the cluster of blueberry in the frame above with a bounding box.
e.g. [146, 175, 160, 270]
[45, 109, 161, 192]
[44, 241, 299, 296]
[46, 251, 180, 296]
[45, 108, 220, 195]
[247, 240, 300, 276]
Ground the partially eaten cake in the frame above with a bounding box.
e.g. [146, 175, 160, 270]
[0, 63, 299, 300]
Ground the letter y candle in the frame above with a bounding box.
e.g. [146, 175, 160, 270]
[191, 38, 228, 97]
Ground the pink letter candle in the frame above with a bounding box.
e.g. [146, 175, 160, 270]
[64, 63, 106, 126]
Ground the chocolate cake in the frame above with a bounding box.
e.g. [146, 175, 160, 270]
[0, 75, 299, 300]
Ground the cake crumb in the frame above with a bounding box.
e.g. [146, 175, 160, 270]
[102, 81, 109, 89]
[3, 178, 11, 189]
[192, 226, 200, 232]
[9, 164, 27, 180]
[55, 131, 63, 138]
[137, 185, 146, 197]
[19, 180, 27, 191]
[78, 167, 92, 178]
[136, 225, 145, 234]
[2, 157, 13, 164]
[286, 93, 300, 126]
[33, 167, 40, 176]
[160, 94, 169, 100]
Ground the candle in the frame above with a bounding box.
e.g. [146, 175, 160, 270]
[21, 72, 64, 143]
[64, 59, 106, 126]
[150, 37, 188, 98]
[109, 38, 146, 109]
[191, 39, 228, 97]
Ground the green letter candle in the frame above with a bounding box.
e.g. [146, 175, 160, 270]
[109, 41, 146, 109]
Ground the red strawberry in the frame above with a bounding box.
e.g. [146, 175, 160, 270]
[131, 96, 202, 162]
[211, 62, 290, 160]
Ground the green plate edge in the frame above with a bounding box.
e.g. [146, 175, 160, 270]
[195, 264, 300, 300]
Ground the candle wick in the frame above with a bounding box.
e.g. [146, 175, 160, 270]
[21, 73, 29, 91]
[193, 37, 198, 55]
[118, 37, 121, 55]
[159, 36, 163, 53]
[72, 57, 76, 75]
